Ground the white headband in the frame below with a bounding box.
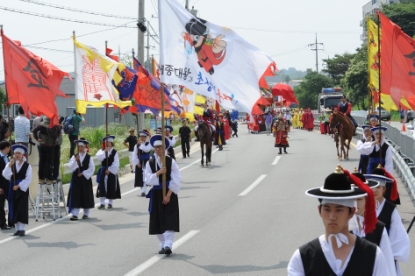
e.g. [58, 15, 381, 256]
[321, 198, 355, 208]
[153, 140, 162, 147]
[14, 148, 25, 154]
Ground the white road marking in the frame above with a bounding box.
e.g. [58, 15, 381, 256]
[239, 174, 267, 196]
[271, 156, 281, 165]
[124, 230, 200, 276]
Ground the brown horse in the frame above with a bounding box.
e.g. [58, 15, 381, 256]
[330, 112, 355, 161]
[198, 121, 212, 167]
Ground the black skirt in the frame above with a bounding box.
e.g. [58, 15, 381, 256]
[96, 170, 121, 199]
[149, 189, 180, 235]
[67, 173, 95, 209]
[11, 189, 29, 224]
[134, 159, 149, 188]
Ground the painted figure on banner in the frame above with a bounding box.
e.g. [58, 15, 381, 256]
[82, 56, 115, 102]
[182, 18, 227, 75]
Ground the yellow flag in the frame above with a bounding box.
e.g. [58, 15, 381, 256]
[195, 94, 206, 104]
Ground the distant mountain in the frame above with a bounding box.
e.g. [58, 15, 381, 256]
[278, 67, 307, 80]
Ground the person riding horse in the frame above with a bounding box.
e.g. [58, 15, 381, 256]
[195, 103, 215, 141]
[337, 96, 358, 135]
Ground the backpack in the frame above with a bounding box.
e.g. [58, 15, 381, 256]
[63, 115, 74, 134]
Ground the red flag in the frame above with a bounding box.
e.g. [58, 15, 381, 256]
[1, 32, 69, 126]
[105, 47, 119, 62]
[271, 83, 298, 104]
[380, 12, 415, 109]
[259, 62, 278, 89]
[215, 100, 220, 114]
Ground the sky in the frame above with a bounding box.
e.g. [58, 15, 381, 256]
[0, 0, 371, 80]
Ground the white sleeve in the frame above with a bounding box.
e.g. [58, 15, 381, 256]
[389, 209, 410, 263]
[384, 146, 393, 173]
[139, 142, 152, 152]
[373, 247, 390, 276]
[2, 163, 12, 180]
[170, 137, 177, 147]
[144, 160, 160, 186]
[107, 152, 119, 175]
[379, 229, 398, 276]
[17, 164, 32, 192]
[82, 156, 95, 180]
[68, 156, 78, 172]
[287, 249, 305, 276]
[132, 145, 139, 167]
[95, 149, 106, 161]
[356, 140, 364, 151]
[168, 158, 181, 194]
[358, 142, 374, 155]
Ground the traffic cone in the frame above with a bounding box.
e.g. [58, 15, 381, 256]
[402, 121, 407, 132]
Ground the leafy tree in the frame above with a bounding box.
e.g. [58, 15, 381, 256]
[341, 45, 368, 110]
[294, 72, 333, 109]
[284, 75, 291, 83]
[0, 87, 6, 113]
[322, 53, 355, 85]
[382, 2, 415, 37]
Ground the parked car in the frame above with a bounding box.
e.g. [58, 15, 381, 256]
[406, 110, 415, 123]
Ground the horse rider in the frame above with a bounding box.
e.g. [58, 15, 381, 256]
[338, 96, 358, 134]
[195, 103, 215, 141]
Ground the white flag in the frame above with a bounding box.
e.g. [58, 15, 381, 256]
[158, 0, 275, 114]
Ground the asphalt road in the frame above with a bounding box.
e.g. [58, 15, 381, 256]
[0, 127, 414, 275]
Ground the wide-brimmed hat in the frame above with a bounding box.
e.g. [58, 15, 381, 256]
[155, 127, 162, 134]
[73, 139, 89, 146]
[352, 168, 379, 188]
[139, 130, 150, 137]
[149, 134, 170, 149]
[102, 135, 116, 143]
[371, 125, 387, 133]
[41, 116, 50, 127]
[306, 166, 367, 200]
[164, 125, 173, 132]
[361, 125, 371, 130]
[129, 127, 135, 132]
[12, 144, 28, 154]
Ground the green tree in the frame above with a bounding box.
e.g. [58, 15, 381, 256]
[383, 2, 415, 37]
[0, 87, 6, 113]
[284, 75, 291, 83]
[341, 45, 368, 110]
[322, 53, 355, 85]
[294, 72, 333, 109]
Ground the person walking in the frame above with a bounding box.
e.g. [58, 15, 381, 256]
[0, 141, 11, 230]
[123, 127, 138, 173]
[265, 112, 273, 135]
[178, 119, 191, 158]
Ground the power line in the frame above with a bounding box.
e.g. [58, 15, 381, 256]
[230, 26, 360, 34]
[0, 6, 137, 28]
[18, 0, 136, 20]
[24, 45, 72, 53]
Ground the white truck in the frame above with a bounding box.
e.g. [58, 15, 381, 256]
[318, 87, 344, 113]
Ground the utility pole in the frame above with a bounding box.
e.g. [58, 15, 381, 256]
[185, 0, 189, 10]
[308, 33, 324, 73]
[146, 20, 150, 71]
[137, 0, 145, 129]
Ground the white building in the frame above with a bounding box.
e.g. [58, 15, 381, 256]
[360, 0, 400, 43]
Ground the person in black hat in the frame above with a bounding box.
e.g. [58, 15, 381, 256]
[67, 139, 95, 221]
[165, 125, 176, 160]
[96, 135, 121, 209]
[2, 144, 32, 237]
[365, 170, 410, 275]
[133, 130, 152, 196]
[144, 135, 181, 255]
[287, 166, 388, 275]
[178, 119, 191, 158]
[356, 125, 373, 174]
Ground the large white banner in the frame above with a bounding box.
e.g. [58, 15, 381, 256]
[158, 0, 275, 114]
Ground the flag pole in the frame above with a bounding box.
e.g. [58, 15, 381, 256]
[105, 41, 109, 169]
[1, 25, 16, 185]
[161, 82, 166, 198]
[73, 31, 81, 173]
[377, 11, 382, 162]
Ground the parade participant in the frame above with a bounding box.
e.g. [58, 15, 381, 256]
[195, 103, 215, 141]
[297, 109, 303, 129]
[370, 116, 378, 127]
[318, 111, 326, 134]
[0, 141, 11, 229]
[266, 111, 274, 133]
[165, 125, 176, 160]
[231, 120, 238, 138]
[96, 135, 121, 209]
[306, 109, 314, 131]
[356, 125, 373, 174]
[364, 169, 410, 276]
[123, 127, 138, 173]
[301, 109, 307, 130]
[155, 127, 162, 135]
[223, 112, 231, 141]
[144, 135, 181, 255]
[291, 110, 298, 129]
[345, 169, 397, 276]
[3, 145, 32, 237]
[133, 130, 152, 196]
[288, 166, 388, 275]
[338, 96, 358, 133]
[178, 119, 191, 158]
[67, 139, 95, 221]
[323, 108, 331, 134]
[273, 114, 289, 154]
[215, 114, 225, 150]
[357, 126, 392, 175]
